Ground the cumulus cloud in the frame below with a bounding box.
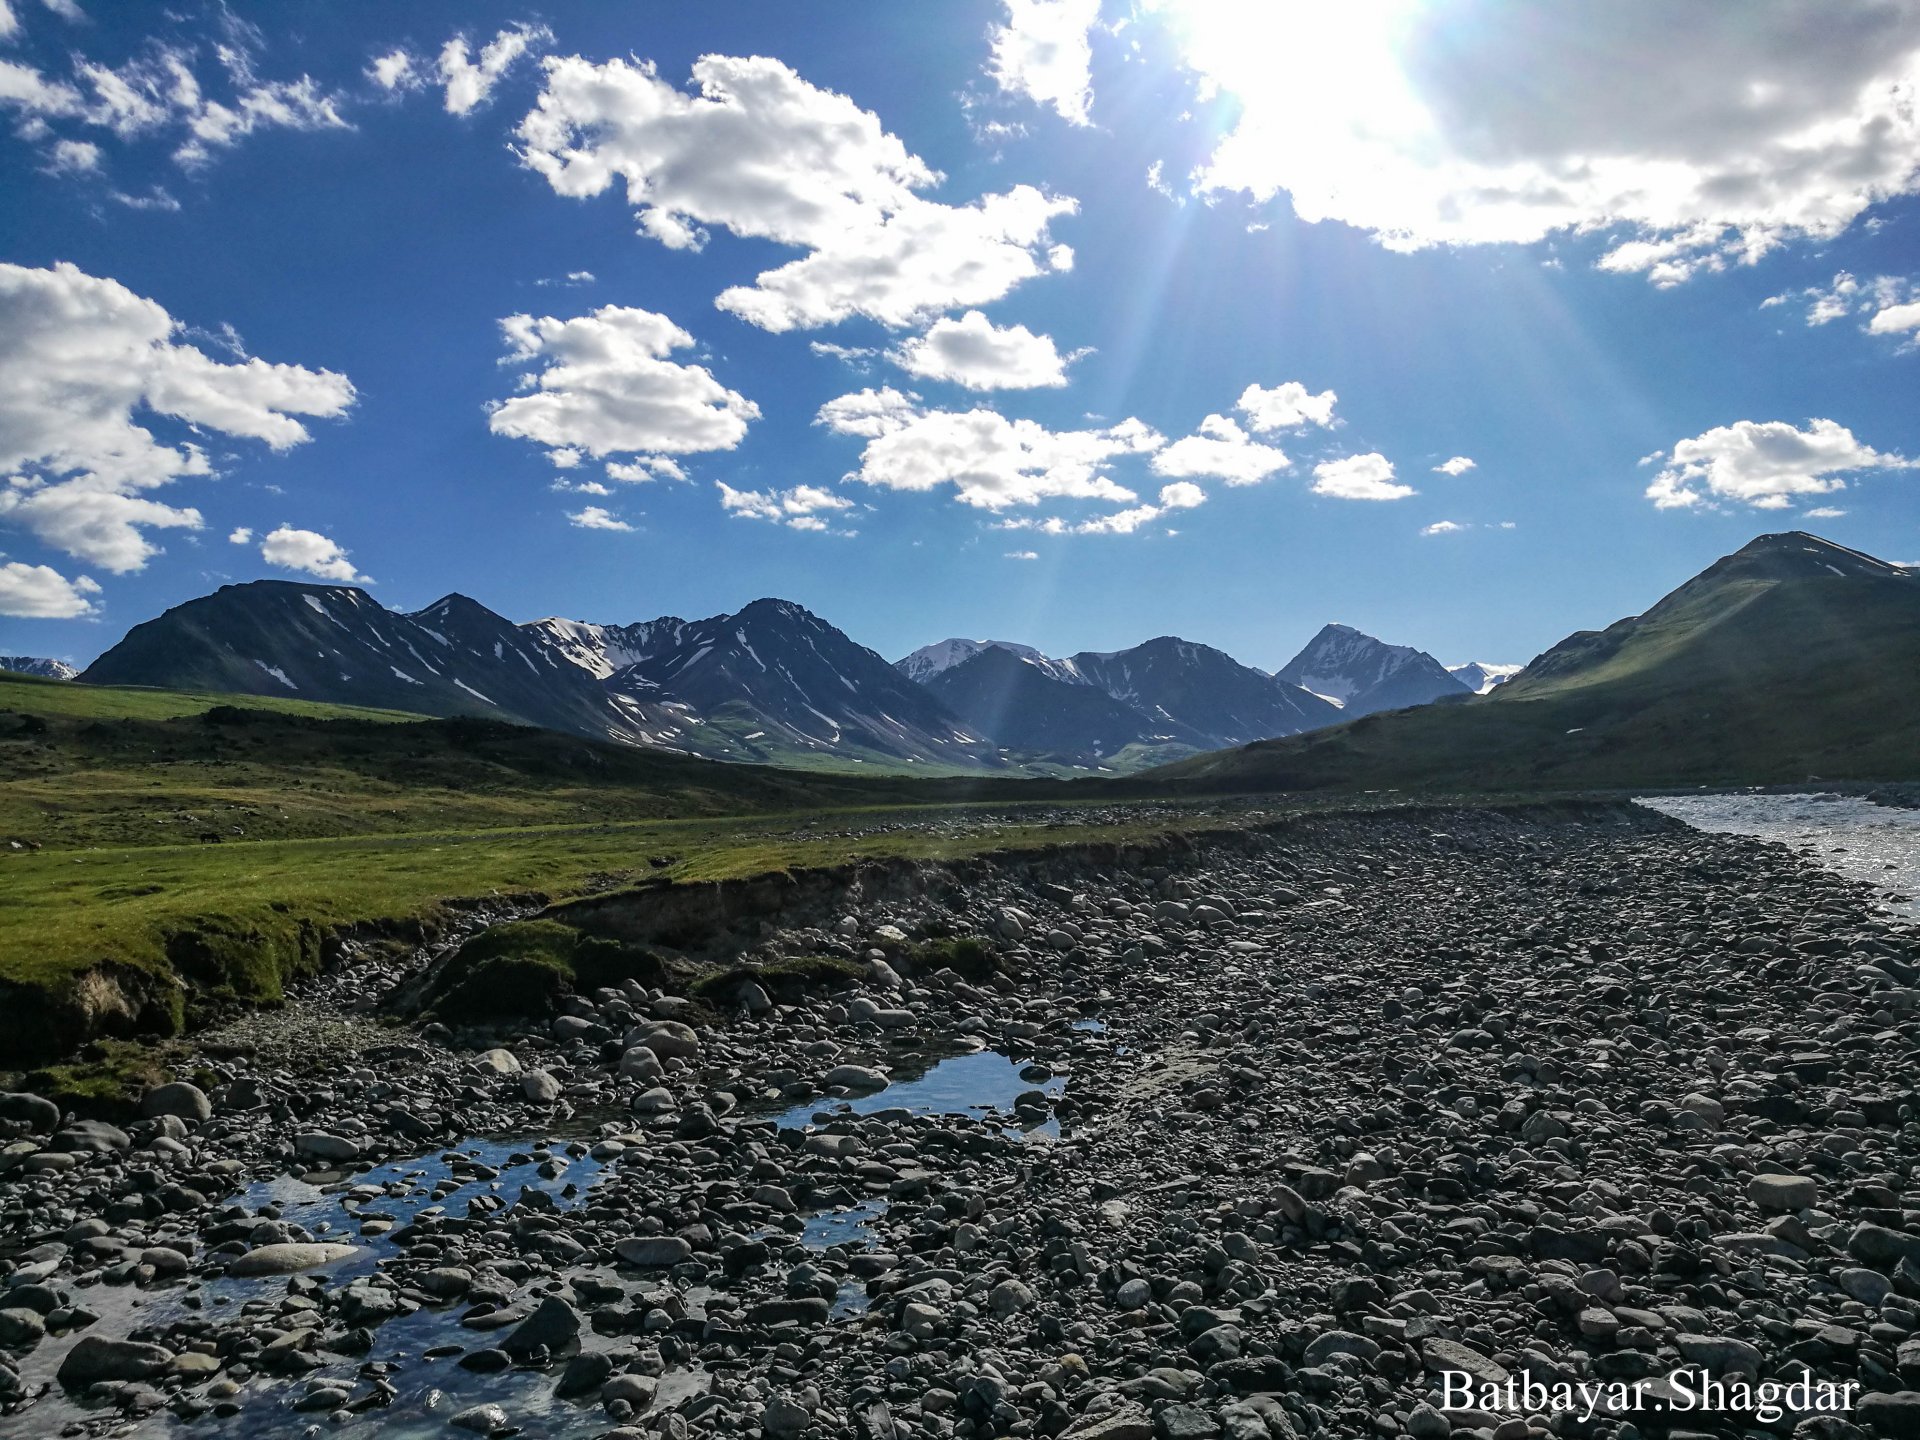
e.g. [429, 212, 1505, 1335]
[568, 505, 634, 531]
[1433, 456, 1476, 476]
[989, 0, 1099, 126]
[517, 54, 1077, 330]
[1645, 418, 1912, 510]
[370, 23, 551, 115]
[1237, 380, 1336, 432]
[0, 560, 99, 617]
[814, 386, 923, 439]
[1421, 519, 1465, 535]
[227, 526, 252, 544]
[1311, 453, 1414, 501]
[716, 481, 854, 532]
[888, 310, 1080, 390]
[0, 261, 353, 572]
[1166, 1, 1920, 283]
[1869, 302, 1920, 337]
[818, 388, 1162, 511]
[259, 525, 367, 582]
[1151, 413, 1289, 485]
[489, 306, 758, 466]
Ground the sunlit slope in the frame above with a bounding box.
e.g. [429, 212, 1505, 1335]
[1152, 533, 1920, 792]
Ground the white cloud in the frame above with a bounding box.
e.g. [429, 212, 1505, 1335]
[259, 525, 367, 582]
[1311, 452, 1414, 501]
[375, 24, 551, 115]
[0, 261, 353, 572]
[1433, 456, 1476, 476]
[1156, 480, 1206, 509]
[1765, 270, 1920, 333]
[1005, 549, 1039, 560]
[989, 0, 1099, 126]
[489, 306, 758, 464]
[21, 42, 351, 169]
[227, 526, 252, 544]
[819, 389, 1162, 511]
[517, 54, 1077, 330]
[1645, 417, 1913, 510]
[814, 386, 923, 439]
[1236, 380, 1336, 432]
[888, 310, 1079, 390]
[1804, 505, 1848, 518]
[0, 57, 83, 117]
[1150, 412, 1289, 485]
[440, 24, 550, 115]
[716, 481, 854, 531]
[604, 455, 688, 484]
[568, 505, 634, 532]
[1868, 301, 1920, 336]
[368, 49, 414, 91]
[40, 0, 84, 21]
[0, 560, 98, 618]
[1422, 519, 1465, 535]
[44, 137, 98, 172]
[1164, 1, 1920, 283]
[0, 3, 16, 39]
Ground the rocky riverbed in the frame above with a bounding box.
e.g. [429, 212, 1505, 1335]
[7, 799, 1920, 1440]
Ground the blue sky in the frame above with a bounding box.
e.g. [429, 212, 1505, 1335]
[1, 0, 1917, 673]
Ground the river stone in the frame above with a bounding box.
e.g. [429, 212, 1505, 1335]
[451, 1403, 510, 1434]
[825, 1064, 890, 1092]
[504, 1296, 580, 1357]
[294, 1132, 361, 1162]
[1421, 1337, 1509, 1387]
[0, 1093, 58, 1133]
[616, 1236, 692, 1267]
[58, 1335, 174, 1386]
[140, 1082, 211, 1123]
[228, 1242, 361, 1276]
[51, 1120, 130, 1154]
[1747, 1173, 1817, 1213]
[521, 1069, 562, 1104]
[475, 1048, 521, 1074]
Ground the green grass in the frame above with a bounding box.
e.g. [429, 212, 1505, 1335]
[0, 792, 1258, 1065]
[0, 671, 423, 724]
[415, 919, 673, 1022]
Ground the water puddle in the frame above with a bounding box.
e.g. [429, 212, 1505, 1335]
[771, 1047, 1066, 1131]
[7, 1048, 1073, 1437]
[1640, 792, 1920, 917]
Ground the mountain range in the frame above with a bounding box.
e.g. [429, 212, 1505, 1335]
[70, 578, 1490, 774]
[0, 656, 76, 681]
[1161, 532, 1918, 792]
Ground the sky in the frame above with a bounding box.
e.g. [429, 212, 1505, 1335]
[1, 0, 1917, 675]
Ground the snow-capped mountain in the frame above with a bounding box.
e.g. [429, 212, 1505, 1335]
[1449, 661, 1522, 694]
[0, 656, 76, 681]
[895, 637, 1080, 685]
[79, 582, 1005, 770]
[1276, 623, 1472, 716]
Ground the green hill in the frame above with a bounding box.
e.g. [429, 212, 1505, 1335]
[1153, 532, 1920, 794]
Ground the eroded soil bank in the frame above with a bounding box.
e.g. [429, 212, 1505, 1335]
[6, 800, 1920, 1440]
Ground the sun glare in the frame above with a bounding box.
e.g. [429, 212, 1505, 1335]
[1155, 0, 1429, 179]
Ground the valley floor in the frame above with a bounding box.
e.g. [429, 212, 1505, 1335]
[5, 799, 1920, 1438]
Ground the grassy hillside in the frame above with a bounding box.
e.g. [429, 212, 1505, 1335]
[0, 671, 424, 724]
[0, 676, 1059, 850]
[1157, 568, 1920, 794]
